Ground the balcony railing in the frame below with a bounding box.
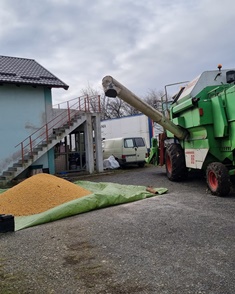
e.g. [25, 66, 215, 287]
[15, 95, 101, 165]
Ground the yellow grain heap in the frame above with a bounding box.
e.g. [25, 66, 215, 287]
[0, 173, 92, 216]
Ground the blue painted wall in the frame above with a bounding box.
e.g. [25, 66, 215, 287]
[0, 84, 53, 172]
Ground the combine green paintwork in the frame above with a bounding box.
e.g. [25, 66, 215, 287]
[146, 137, 159, 165]
[167, 83, 235, 166]
[102, 67, 235, 196]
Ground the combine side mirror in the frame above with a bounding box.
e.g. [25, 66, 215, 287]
[226, 71, 235, 84]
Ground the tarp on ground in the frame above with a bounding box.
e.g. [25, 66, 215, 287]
[1, 181, 167, 231]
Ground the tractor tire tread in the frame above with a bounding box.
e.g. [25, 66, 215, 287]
[165, 143, 188, 181]
[206, 162, 231, 197]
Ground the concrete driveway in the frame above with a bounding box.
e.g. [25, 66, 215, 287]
[1, 165, 235, 293]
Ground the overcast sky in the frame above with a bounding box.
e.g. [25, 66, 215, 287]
[1, 0, 234, 104]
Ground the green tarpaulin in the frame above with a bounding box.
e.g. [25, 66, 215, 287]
[0, 181, 167, 231]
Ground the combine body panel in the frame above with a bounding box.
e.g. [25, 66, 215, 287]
[102, 66, 235, 196]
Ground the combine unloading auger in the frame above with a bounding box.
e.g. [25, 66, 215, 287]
[102, 66, 235, 196]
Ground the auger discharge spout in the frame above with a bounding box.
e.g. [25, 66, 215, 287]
[102, 76, 188, 140]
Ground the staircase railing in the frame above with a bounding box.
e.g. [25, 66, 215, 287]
[15, 95, 101, 165]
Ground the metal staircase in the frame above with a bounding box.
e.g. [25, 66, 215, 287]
[0, 95, 101, 185]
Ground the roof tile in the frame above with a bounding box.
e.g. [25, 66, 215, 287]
[0, 55, 69, 89]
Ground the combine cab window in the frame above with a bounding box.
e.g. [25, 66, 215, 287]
[226, 70, 235, 83]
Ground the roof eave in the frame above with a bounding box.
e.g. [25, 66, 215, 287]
[0, 81, 69, 90]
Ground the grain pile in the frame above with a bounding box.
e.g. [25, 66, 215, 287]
[0, 173, 92, 216]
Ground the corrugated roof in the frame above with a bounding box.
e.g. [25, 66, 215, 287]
[0, 55, 69, 89]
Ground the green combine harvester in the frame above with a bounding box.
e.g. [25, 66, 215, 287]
[102, 65, 235, 196]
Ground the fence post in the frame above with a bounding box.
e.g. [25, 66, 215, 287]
[29, 136, 33, 156]
[21, 142, 24, 164]
[46, 124, 49, 143]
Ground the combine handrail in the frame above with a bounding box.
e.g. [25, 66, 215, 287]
[15, 94, 101, 165]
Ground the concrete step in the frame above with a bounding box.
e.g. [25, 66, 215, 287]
[0, 113, 87, 184]
[8, 167, 17, 172]
[13, 163, 23, 168]
[2, 171, 13, 177]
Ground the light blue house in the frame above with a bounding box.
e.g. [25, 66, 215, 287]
[0, 55, 103, 185]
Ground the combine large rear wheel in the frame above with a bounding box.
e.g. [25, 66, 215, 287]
[206, 162, 231, 196]
[165, 143, 188, 181]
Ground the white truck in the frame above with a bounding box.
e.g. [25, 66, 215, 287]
[102, 137, 148, 168]
[101, 114, 162, 150]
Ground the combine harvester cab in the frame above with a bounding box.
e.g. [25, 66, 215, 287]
[102, 65, 235, 196]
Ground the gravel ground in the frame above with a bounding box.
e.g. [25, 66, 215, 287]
[1, 165, 235, 294]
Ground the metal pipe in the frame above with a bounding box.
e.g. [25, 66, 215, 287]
[102, 76, 188, 140]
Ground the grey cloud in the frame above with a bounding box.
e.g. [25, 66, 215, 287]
[1, 0, 235, 103]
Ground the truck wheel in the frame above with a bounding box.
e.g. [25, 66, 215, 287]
[165, 143, 188, 181]
[206, 162, 231, 196]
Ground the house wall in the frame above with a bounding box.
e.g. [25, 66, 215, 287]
[44, 88, 53, 121]
[0, 84, 52, 171]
